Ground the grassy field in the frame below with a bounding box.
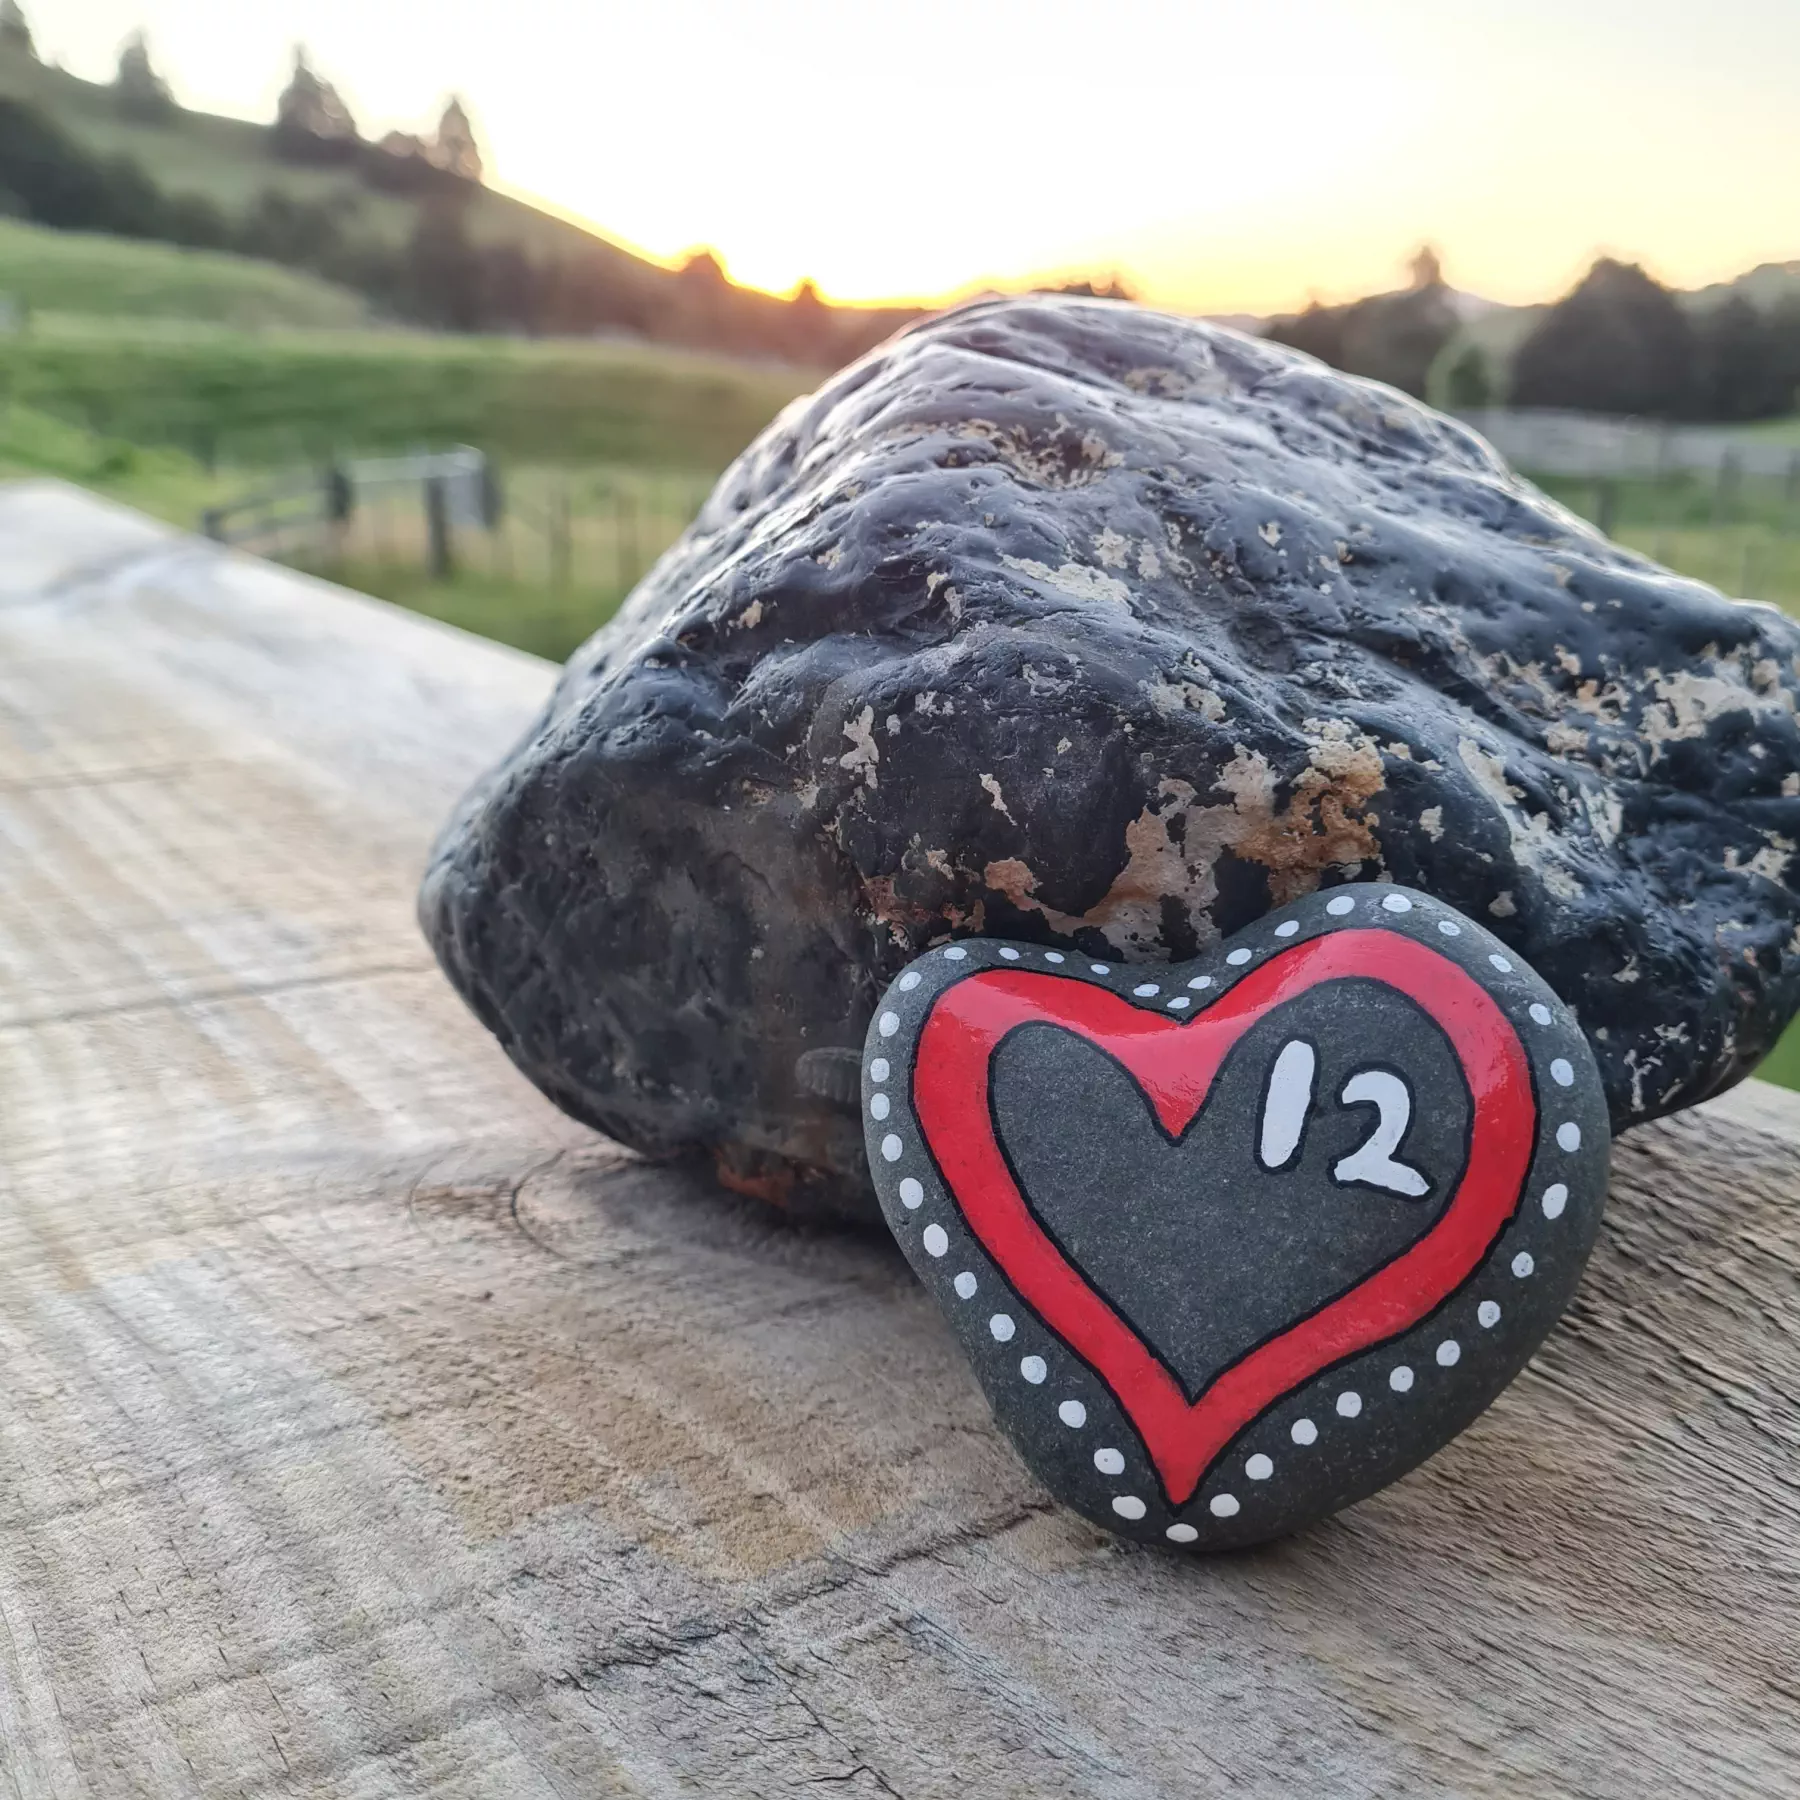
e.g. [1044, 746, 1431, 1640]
[0, 216, 372, 328]
[1533, 469, 1800, 615]
[0, 315, 814, 466]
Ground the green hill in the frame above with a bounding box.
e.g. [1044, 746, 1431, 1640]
[0, 48, 622, 260]
[0, 213, 370, 327]
[0, 44, 917, 361]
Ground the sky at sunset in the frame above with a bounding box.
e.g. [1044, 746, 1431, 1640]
[31, 0, 1800, 314]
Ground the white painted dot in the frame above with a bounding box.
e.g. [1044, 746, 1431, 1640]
[943, 946, 968, 961]
[1291, 1418, 1319, 1446]
[1326, 895, 1356, 916]
[1390, 1365, 1415, 1393]
[1058, 1399, 1086, 1428]
[1512, 1251, 1535, 1279]
[1436, 1339, 1461, 1367]
[880, 1133, 903, 1162]
[1550, 1058, 1575, 1087]
[1530, 1002, 1553, 1025]
[1275, 920, 1300, 937]
[1134, 982, 1160, 997]
[1245, 1453, 1274, 1481]
[922, 1224, 949, 1258]
[869, 1093, 890, 1120]
[1437, 918, 1463, 937]
[1478, 1300, 1501, 1328]
[953, 1271, 977, 1299]
[900, 1179, 926, 1210]
[1188, 974, 1214, 991]
[1019, 1355, 1047, 1385]
[1381, 893, 1414, 913]
[1489, 953, 1514, 973]
[1090, 962, 1111, 974]
[1165, 1523, 1199, 1544]
[999, 946, 1021, 961]
[1542, 1182, 1569, 1220]
[1209, 1494, 1241, 1518]
[1336, 1391, 1363, 1419]
[870, 1058, 890, 1083]
[989, 1313, 1016, 1342]
[1557, 1122, 1582, 1152]
[878, 1012, 900, 1038]
[1094, 1447, 1125, 1475]
[1227, 948, 1254, 966]
[1113, 1495, 1147, 1521]
[897, 972, 921, 992]
[1167, 996, 1191, 1010]
[1044, 951, 1065, 964]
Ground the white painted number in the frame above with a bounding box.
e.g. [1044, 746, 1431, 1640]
[1332, 1069, 1430, 1197]
[1258, 1040, 1316, 1170]
[1254, 1041, 1431, 1199]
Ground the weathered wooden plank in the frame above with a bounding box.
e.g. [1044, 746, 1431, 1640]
[0, 480, 1796, 1798]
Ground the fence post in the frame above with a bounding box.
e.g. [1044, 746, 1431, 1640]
[622, 485, 642, 590]
[425, 476, 455, 581]
[1594, 480, 1618, 538]
[551, 477, 572, 593]
[1714, 452, 1741, 524]
[1787, 451, 1800, 510]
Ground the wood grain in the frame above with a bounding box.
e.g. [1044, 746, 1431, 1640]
[1, 480, 1796, 1799]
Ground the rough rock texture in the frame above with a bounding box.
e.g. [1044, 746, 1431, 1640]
[421, 295, 1800, 1218]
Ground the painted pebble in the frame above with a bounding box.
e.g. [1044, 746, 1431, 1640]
[862, 883, 1609, 1549]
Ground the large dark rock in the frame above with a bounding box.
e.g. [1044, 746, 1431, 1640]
[421, 295, 1800, 1219]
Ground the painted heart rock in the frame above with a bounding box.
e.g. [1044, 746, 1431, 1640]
[864, 883, 1607, 1547]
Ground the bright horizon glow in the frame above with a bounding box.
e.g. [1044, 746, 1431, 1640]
[27, 0, 1800, 316]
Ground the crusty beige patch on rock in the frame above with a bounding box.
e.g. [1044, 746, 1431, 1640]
[979, 721, 1387, 954]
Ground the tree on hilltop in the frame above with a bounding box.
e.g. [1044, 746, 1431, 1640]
[1511, 259, 1696, 418]
[0, 2, 36, 58]
[114, 30, 177, 123]
[434, 97, 482, 184]
[273, 44, 360, 164]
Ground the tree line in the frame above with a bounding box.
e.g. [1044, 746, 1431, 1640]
[1267, 248, 1800, 424]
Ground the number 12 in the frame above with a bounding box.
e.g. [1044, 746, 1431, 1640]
[1257, 1040, 1430, 1199]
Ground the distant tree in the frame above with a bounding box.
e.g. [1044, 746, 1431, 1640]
[1043, 275, 1136, 301]
[1265, 280, 1457, 399]
[237, 184, 347, 270]
[1408, 244, 1445, 291]
[114, 30, 177, 123]
[1694, 296, 1784, 422]
[433, 96, 482, 184]
[1770, 297, 1800, 419]
[364, 129, 444, 193]
[1441, 341, 1494, 411]
[680, 249, 728, 285]
[0, 95, 163, 234]
[404, 196, 487, 330]
[0, 1, 35, 58]
[1510, 258, 1697, 418]
[272, 45, 359, 164]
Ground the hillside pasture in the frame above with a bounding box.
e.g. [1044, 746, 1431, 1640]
[0, 316, 817, 467]
[0, 215, 372, 328]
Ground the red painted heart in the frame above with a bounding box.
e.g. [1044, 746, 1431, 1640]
[910, 929, 1534, 1507]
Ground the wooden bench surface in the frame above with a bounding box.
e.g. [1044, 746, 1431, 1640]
[1, 480, 1796, 1798]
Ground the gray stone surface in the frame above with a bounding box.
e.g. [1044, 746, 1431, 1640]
[862, 884, 1610, 1548]
[421, 295, 1800, 1219]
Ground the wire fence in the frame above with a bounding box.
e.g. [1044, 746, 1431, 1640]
[198, 450, 715, 657]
